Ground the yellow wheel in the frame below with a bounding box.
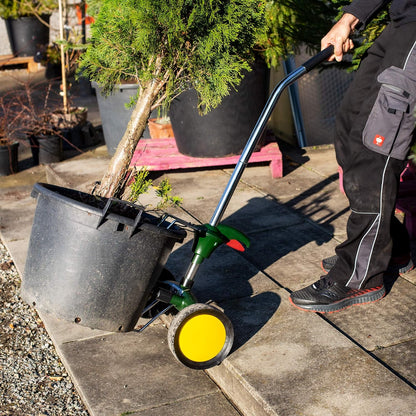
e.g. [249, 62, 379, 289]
[168, 303, 234, 369]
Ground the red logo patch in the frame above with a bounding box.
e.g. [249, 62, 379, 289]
[373, 135, 385, 147]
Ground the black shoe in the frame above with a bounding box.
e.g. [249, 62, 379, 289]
[390, 254, 415, 275]
[289, 277, 386, 313]
[321, 254, 414, 275]
[321, 255, 337, 274]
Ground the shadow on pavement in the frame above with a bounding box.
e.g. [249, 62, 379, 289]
[166, 173, 345, 351]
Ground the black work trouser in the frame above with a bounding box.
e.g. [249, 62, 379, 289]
[328, 22, 416, 290]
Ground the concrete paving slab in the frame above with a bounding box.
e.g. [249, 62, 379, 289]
[261, 239, 338, 289]
[0, 187, 36, 274]
[59, 323, 240, 416]
[293, 146, 340, 177]
[241, 222, 334, 289]
[133, 392, 241, 416]
[0, 166, 46, 190]
[44, 156, 109, 192]
[168, 243, 276, 304]
[220, 194, 304, 233]
[38, 310, 113, 345]
[237, 162, 350, 240]
[401, 263, 416, 285]
[278, 144, 339, 177]
[0, 188, 35, 240]
[327, 277, 416, 351]
[208, 287, 416, 416]
[1, 129, 416, 416]
[373, 338, 416, 387]
[163, 169, 252, 224]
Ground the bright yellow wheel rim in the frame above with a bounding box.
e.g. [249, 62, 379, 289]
[177, 313, 227, 363]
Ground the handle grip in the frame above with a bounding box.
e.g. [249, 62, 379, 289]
[302, 45, 334, 72]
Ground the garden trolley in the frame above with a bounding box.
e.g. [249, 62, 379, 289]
[140, 46, 335, 369]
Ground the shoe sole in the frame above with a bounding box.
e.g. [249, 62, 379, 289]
[289, 285, 386, 314]
[398, 261, 414, 275]
[321, 261, 330, 274]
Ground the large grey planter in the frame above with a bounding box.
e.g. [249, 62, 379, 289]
[92, 82, 139, 156]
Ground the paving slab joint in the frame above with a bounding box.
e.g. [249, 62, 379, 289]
[44, 164, 72, 188]
[206, 360, 278, 416]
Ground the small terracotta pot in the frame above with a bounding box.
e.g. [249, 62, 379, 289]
[148, 118, 174, 139]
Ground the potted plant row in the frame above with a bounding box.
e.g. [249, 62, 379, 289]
[0, 92, 25, 176]
[0, 84, 63, 175]
[0, 0, 58, 57]
[0, 0, 95, 173]
[0, 80, 88, 171]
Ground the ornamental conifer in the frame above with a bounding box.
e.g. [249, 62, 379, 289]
[79, 0, 265, 198]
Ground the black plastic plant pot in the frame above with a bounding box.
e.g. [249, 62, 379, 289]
[169, 59, 268, 158]
[21, 183, 186, 332]
[0, 142, 19, 176]
[30, 135, 63, 165]
[5, 15, 50, 57]
[92, 82, 139, 156]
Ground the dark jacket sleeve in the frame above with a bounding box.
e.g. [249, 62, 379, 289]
[343, 0, 390, 29]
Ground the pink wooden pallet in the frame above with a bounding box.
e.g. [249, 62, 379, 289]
[130, 137, 283, 178]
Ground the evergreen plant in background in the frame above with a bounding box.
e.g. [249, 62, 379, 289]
[257, 0, 339, 67]
[327, 0, 389, 71]
[0, 0, 58, 20]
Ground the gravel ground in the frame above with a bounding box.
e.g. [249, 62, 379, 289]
[0, 240, 89, 416]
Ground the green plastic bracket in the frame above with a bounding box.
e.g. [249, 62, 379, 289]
[217, 224, 251, 249]
[191, 223, 250, 263]
[170, 287, 197, 311]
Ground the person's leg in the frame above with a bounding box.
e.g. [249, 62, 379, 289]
[391, 214, 411, 257]
[321, 213, 414, 274]
[290, 22, 416, 312]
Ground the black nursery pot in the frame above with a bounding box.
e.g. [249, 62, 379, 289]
[30, 134, 63, 165]
[169, 59, 268, 158]
[0, 142, 19, 176]
[21, 183, 186, 332]
[6, 15, 50, 57]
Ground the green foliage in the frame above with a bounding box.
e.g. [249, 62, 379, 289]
[155, 178, 183, 208]
[325, 0, 390, 72]
[128, 168, 153, 203]
[259, 0, 389, 72]
[410, 143, 416, 164]
[0, 0, 58, 19]
[258, 0, 340, 68]
[349, 9, 389, 71]
[127, 168, 182, 209]
[79, 0, 265, 113]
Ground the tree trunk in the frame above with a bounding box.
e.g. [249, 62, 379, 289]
[96, 79, 164, 198]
